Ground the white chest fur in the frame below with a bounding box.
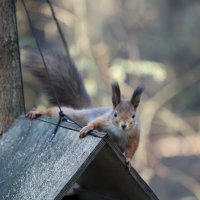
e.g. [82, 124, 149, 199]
[104, 123, 135, 151]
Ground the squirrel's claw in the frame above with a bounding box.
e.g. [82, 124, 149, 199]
[125, 158, 132, 171]
[79, 125, 94, 138]
[26, 108, 41, 119]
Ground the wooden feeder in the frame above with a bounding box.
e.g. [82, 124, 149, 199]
[0, 116, 158, 200]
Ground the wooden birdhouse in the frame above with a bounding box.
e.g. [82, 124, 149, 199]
[0, 116, 159, 200]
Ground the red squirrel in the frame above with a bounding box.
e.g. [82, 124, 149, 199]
[25, 51, 144, 169]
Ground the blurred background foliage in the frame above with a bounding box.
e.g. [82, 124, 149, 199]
[17, 0, 200, 199]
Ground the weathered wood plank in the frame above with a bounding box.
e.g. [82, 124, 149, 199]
[77, 144, 159, 200]
[0, 116, 105, 200]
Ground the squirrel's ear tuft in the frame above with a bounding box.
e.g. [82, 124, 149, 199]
[130, 85, 144, 109]
[112, 82, 121, 107]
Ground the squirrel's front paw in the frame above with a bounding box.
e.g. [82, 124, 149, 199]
[79, 125, 94, 138]
[26, 108, 41, 119]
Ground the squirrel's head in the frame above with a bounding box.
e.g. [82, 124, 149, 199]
[111, 82, 144, 131]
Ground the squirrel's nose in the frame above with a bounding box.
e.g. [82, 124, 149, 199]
[121, 124, 127, 130]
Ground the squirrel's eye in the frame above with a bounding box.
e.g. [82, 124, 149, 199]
[114, 112, 118, 117]
[132, 114, 135, 119]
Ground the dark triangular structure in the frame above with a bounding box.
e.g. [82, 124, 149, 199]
[0, 116, 158, 200]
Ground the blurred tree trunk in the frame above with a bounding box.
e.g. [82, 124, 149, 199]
[0, 0, 24, 135]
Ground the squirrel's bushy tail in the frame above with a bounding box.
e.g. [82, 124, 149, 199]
[24, 50, 91, 109]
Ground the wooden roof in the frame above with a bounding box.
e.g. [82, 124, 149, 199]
[0, 115, 158, 200]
